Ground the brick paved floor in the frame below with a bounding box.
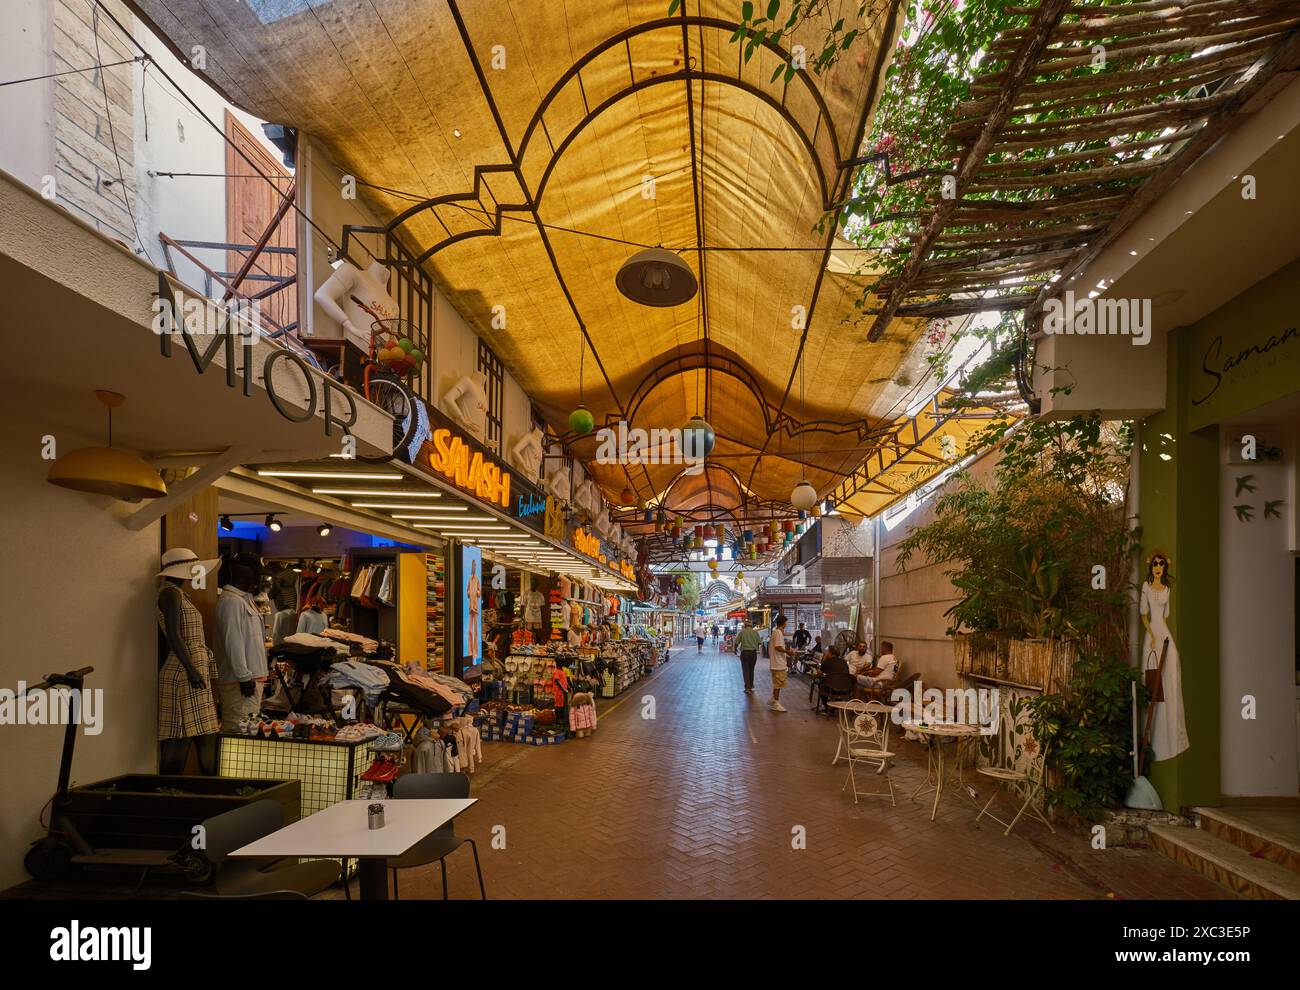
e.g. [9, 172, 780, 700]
[361, 645, 1235, 900]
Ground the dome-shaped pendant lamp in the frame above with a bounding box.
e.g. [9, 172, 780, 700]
[47, 390, 166, 500]
[569, 405, 595, 435]
[682, 415, 715, 457]
[791, 479, 818, 511]
[615, 247, 698, 307]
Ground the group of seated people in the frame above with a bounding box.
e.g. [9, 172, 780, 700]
[814, 640, 899, 712]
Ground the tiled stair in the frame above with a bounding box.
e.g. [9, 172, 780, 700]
[1149, 806, 1300, 900]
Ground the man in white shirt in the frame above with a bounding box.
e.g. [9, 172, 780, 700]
[768, 615, 791, 712]
[856, 641, 899, 690]
[845, 641, 874, 677]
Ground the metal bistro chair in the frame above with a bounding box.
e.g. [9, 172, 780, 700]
[387, 772, 486, 900]
[975, 732, 1056, 837]
[843, 710, 895, 806]
[198, 800, 340, 898]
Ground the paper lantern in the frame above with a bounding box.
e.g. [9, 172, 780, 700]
[703, 525, 714, 540]
[568, 405, 595, 435]
[707, 558, 718, 571]
[782, 519, 795, 533]
[791, 480, 818, 510]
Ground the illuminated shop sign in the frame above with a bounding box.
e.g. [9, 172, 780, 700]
[572, 527, 602, 557]
[427, 429, 512, 507]
[516, 492, 546, 520]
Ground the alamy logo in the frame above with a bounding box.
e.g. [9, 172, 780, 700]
[594, 421, 706, 476]
[50, 922, 151, 970]
[888, 679, 1000, 735]
[1, 684, 102, 735]
[1041, 290, 1151, 346]
[151, 288, 263, 339]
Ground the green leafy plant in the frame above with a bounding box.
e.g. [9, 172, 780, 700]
[1027, 653, 1146, 820]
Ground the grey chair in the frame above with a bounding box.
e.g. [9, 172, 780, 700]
[389, 772, 486, 900]
[199, 799, 339, 898]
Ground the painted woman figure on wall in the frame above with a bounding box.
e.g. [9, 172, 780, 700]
[1140, 550, 1189, 762]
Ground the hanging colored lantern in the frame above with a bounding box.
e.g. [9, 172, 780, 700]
[682, 415, 716, 457]
[620, 487, 636, 506]
[694, 524, 704, 539]
[693, 535, 703, 549]
[782, 519, 795, 533]
[644, 507, 655, 523]
[812, 502, 823, 517]
[749, 547, 757, 559]
[743, 530, 753, 542]
[716, 524, 726, 544]
[790, 479, 818, 511]
[707, 558, 718, 571]
[702, 525, 714, 540]
[568, 405, 595, 435]
[770, 521, 780, 535]
[735, 571, 744, 581]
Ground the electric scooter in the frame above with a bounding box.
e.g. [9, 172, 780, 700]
[22, 666, 211, 885]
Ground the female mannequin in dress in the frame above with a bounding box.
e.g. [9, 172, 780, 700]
[466, 559, 481, 656]
[1139, 550, 1189, 762]
[156, 548, 222, 774]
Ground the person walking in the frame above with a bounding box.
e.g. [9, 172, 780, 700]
[711, 622, 720, 645]
[734, 618, 762, 694]
[696, 623, 705, 653]
[768, 614, 791, 712]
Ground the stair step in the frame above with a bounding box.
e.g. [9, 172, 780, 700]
[1149, 825, 1300, 900]
[1194, 807, 1300, 875]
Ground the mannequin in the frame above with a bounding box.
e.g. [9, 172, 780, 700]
[444, 371, 490, 442]
[511, 427, 545, 482]
[546, 463, 571, 502]
[214, 553, 270, 733]
[574, 478, 595, 520]
[313, 259, 400, 350]
[156, 548, 221, 775]
[521, 574, 545, 634]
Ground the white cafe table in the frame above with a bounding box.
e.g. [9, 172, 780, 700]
[230, 798, 477, 900]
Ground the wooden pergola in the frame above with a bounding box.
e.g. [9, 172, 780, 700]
[862, 0, 1300, 410]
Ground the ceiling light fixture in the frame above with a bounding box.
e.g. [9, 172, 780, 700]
[220, 515, 234, 532]
[266, 514, 282, 532]
[352, 502, 463, 510]
[616, 247, 698, 307]
[46, 391, 167, 500]
[317, 523, 332, 536]
[259, 471, 402, 480]
[312, 488, 442, 497]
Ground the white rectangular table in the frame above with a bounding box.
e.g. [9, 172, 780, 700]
[230, 798, 477, 899]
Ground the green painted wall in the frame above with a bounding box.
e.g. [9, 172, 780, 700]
[1138, 325, 1221, 812]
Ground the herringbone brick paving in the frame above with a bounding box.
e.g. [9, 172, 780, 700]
[386, 644, 1235, 900]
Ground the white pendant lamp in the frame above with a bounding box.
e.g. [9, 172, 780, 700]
[616, 248, 698, 307]
[791, 479, 818, 511]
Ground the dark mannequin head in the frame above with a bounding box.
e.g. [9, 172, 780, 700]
[227, 552, 265, 594]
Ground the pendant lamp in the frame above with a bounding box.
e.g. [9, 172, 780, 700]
[569, 405, 595, 435]
[791, 479, 818, 511]
[47, 391, 166, 500]
[682, 415, 715, 457]
[615, 247, 698, 307]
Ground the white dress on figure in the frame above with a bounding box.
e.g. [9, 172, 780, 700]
[1140, 581, 1189, 762]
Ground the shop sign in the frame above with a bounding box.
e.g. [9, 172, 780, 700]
[427, 429, 512, 507]
[572, 527, 602, 557]
[544, 496, 567, 542]
[155, 273, 358, 440]
[1186, 259, 1300, 432]
[516, 491, 546, 521]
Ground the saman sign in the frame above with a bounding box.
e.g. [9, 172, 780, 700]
[426, 428, 512, 507]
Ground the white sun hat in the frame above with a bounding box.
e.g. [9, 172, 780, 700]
[159, 547, 221, 581]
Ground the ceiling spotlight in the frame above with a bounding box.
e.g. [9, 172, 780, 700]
[317, 523, 332, 536]
[266, 514, 282, 532]
[220, 515, 234, 532]
[616, 247, 698, 307]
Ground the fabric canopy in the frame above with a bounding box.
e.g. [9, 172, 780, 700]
[132, 0, 930, 508]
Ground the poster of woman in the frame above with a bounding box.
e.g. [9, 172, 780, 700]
[1140, 549, 1188, 762]
[462, 547, 482, 662]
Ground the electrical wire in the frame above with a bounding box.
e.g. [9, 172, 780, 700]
[0, 55, 146, 87]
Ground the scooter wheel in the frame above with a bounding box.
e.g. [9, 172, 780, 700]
[24, 837, 73, 881]
[175, 851, 214, 884]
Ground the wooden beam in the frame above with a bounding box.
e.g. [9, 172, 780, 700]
[866, 0, 1073, 343]
[126, 446, 256, 532]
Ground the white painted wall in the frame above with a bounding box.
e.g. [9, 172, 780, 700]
[1218, 420, 1298, 797]
[0, 1, 54, 191]
[0, 418, 160, 892]
[131, 25, 287, 296]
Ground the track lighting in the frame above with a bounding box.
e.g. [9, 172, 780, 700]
[266, 514, 282, 532]
[317, 523, 332, 536]
[219, 515, 233, 532]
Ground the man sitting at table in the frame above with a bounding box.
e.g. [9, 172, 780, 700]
[815, 646, 850, 712]
[856, 641, 898, 690]
[845, 641, 873, 677]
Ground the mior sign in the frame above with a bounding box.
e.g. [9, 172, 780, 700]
[427, 429, 512, 507]
[154, 273, 358, 439]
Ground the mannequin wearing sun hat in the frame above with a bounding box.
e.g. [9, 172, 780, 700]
[157, 548, 222, 775]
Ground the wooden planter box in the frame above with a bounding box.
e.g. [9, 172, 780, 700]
[61, 774, 301, 852]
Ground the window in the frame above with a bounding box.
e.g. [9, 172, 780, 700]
[476, 339, 504, 452]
